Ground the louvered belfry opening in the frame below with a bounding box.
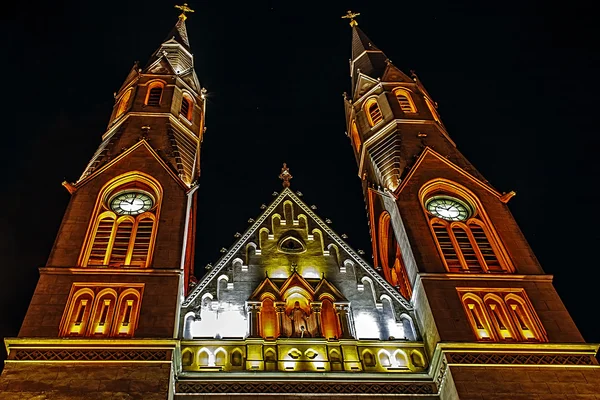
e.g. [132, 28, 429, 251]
[396, 94, 414, 113]
[87, 214, 116, 266]
[130, 216, 154, 266]
[368, 101, 383, 125]
[431, 221, 461, 272]
[147, 86, 163, 106]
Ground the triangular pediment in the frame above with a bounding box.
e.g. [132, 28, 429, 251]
[395, 147, 502, 199]
[353, 73, 380, 100]
[183, 188, 412, 312]
[144, 56, 176, 75]
[381, 63, 412, 84]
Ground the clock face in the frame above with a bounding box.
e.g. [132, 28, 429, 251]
[426, 196, 472, 222]
[109, 191, 154, 216]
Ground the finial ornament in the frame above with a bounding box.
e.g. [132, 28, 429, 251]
[175, 3, 195, 20]
[279, 163, 293, 188]
[341, 10, 360, 27]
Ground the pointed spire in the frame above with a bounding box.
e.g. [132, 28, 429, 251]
[345, 14, 412, 96]
[164, 3, 194, 49]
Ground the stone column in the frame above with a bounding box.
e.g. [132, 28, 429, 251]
[334, 303, 353, 339]
[275, 302, 286, 338]
[246, 301, 262, 338]
[310, 301, 323, 338]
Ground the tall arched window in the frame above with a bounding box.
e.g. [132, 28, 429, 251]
[88, 288, 118, 336]
[115, 89, 132, 119]
[364, 98, 383, 126]
[420, 180, 514, 273]
[260, 297, 278, 339]
[483, 294, 517, 341]
[350, 120, 361, 152]
[145, 81, 164, 106]
[320, 298, 341, 340]
[462, 294, 494, 341]
[378, 212, 413, 298]
[112, 289, 141, 337]
[81, 173, 162, 268]
[180, 93, 193, 121]
[393, 88, 417, 113]
[505, 293, 547, 342]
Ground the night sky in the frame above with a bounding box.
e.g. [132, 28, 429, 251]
[1, 1, 598, 366]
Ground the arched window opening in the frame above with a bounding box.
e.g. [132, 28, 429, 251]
[145, 82, 164, 106]
[231, 350, 244, 367]
[109, 217, 134, 267]
[393, 88, 417, 113]
[451, 224, 482, 271]
[363, 351, 376, 367]
[320, 299, 341, 340]
[182, 350, 193, 367]
[421, 181, 513, 273]
[88, 289, 117, 336]
[365, 98, 383, 127]
[112, 290, 141, 337]
[180, 94, 193, 121]
[484, 297, 516, 341]
[115, 89, 132, 119]
[198, 350, 210, 366]
[260, 298, 278, 339]
[469, 221, 501, 271]
[393, 255, 412, 299]
[129, 214, 155, 266]
[431, 220, 461, 271]
[462, 295, 493, 341]
[379, 351, 391, 367]
[378, 213, 391, 279]
[87, 212, 116, 266]
[181, 350, 194, 367]
[63, 289, 94, 336]
[505, 295, 546, 342]
[215, 349, 227, 367]
[351, 120, 361, 152]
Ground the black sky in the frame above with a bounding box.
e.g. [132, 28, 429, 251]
[1, 0, 599, 365]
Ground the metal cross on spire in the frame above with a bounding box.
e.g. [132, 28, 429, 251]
[279, 163, 293, 188]
[175, 3, 195, 20]
[341, 10, 360, 27]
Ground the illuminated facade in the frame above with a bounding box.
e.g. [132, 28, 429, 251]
[1, 8, 599, 400]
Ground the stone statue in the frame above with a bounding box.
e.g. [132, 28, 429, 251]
[288, 301, 310, 338]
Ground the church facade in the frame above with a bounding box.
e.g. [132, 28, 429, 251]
[1, 8, 598, 400]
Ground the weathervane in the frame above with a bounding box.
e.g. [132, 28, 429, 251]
[341, 10, 360, 27]
[279, 163, 293, 188]
[175, 3, 195, 20]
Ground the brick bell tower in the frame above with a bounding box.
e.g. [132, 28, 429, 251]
[342, 12, 600, 399]
[0, 5, 204, 399]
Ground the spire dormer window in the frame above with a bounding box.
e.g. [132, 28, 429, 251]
[365, 98, 383, 127]
[180, 93, 193, 121]
[115, 89, 133, 119]
[350, 120, 361, 152]
[145, 81, 165, 107]
[393, 88, 417, 114]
